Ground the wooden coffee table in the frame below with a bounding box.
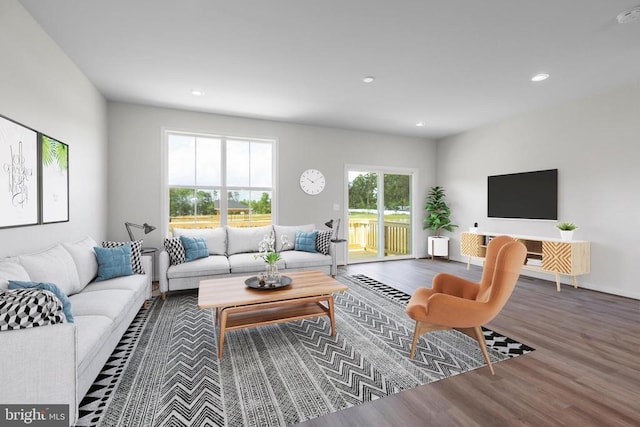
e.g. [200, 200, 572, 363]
[197, 270, 348, 357]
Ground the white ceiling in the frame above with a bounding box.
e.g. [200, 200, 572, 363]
[18, 0, 640, 139]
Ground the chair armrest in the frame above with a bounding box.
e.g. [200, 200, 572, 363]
[425, 293, 494, 327]
[432, 273, 480, 300]
[159, 250, 170, 294]
[0, 323, 78, 426]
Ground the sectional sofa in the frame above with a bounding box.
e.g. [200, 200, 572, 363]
[159, 224, 334, 298]
[0, 237, 152, 426]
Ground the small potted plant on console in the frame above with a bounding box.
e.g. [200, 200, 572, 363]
[556, 222, 577, 241]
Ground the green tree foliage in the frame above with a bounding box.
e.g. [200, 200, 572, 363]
[349, 173, 378, 209]
[248, 192, 272, 214]
[197, 190, 216, 215]
[169, 188, 217, 216]
[349, 173, 410, 211]
[169, 188, 194, 216]
[384, 174, 410, 210]
[423, 186, 457, 237]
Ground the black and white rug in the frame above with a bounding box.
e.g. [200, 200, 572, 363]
[76, 275, 533, 426]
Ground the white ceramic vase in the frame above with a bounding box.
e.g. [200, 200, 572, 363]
[559, 230, 574, 242]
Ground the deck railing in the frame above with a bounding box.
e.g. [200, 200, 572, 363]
[348, 219, 410, 255]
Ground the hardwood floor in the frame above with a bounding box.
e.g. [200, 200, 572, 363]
[298, 259, 640, 427]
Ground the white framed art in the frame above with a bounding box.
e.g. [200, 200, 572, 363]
[0, 115, 39, 228]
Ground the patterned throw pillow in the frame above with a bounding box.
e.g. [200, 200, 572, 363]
[164, 237, 186, 266]
[0, 288, 65, 331]
[102, 240, 145, 274]
[316, 230, 332, 255]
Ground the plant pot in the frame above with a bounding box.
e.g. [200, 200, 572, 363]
[428, 236, 450, 257]
[559, 230, 574, 241]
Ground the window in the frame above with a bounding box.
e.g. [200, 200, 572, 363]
[166, 131, 275, 232]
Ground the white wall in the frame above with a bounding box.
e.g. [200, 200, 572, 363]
[10, 0, 635, 298]
[437, 80, 640, 299]
[0, 1, 108, 257]
[107, 102, 437, 260]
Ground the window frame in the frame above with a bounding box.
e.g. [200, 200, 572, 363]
[161, 128, 278, 235]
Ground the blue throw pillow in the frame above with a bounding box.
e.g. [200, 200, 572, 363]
[93, 244, 134, 281]
[180, 236, 209, 262]
[8, 280, 74, 323]
[295, 230, 319, 253]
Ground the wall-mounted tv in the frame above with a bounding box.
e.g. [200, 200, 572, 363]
[487, 169, 558, 220]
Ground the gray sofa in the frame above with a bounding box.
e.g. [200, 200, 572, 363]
[159, 224, 334, 298]
[0, 237, 151, 426]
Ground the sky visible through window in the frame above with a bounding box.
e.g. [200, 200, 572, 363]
[168, 135, 271, 188]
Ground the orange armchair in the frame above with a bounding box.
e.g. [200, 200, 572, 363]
[406, 235, 526, 374]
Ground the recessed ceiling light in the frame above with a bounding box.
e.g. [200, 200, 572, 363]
[191, 89, 205, 96]
[531, 73, 550, 82]
[416, 122, 426, 127]
[362, 76, 375, 83]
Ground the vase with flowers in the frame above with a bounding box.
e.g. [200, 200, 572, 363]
[256, 231, 289, 284]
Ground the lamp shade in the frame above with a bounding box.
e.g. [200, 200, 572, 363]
[142, 223, 156, 234]
[324, 218, 341, 240]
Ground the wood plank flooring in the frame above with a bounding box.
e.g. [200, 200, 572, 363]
[297, 259, 640, 427]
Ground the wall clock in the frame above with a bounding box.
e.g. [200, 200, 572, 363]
[299, 168, 326, 195]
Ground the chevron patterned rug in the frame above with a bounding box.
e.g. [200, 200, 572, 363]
[76, 274, 533, 426]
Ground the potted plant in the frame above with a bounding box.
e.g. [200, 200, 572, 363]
[556, 222, 577, 241]
[255, 232, 289, 284]
[424, 186, 458, 258]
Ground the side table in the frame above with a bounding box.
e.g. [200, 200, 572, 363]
[330, 239, 347, 277]
[142, 246, 158, 283]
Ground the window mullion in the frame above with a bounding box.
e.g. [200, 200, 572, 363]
[220, 137, 228, 226]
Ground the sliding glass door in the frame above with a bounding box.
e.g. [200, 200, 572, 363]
[347, 168, 412, 262]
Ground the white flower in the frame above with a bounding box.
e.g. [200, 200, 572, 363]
[255, 231, 289, 264]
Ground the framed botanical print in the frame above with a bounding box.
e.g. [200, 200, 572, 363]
[0, 115, 39, 228]
[41, 134, 69, 223]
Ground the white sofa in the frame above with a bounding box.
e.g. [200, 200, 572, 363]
[159, 224, 334, 298]
[0, 237, 151, 426]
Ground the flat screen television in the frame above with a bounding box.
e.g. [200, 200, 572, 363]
[487, 169, 558, 220]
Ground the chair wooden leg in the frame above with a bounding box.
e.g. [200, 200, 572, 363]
[472, 326, 495, 375]
[409, 321, 449, 359]
[410, 321, 421, 359]
[161, 292, 166, 300]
